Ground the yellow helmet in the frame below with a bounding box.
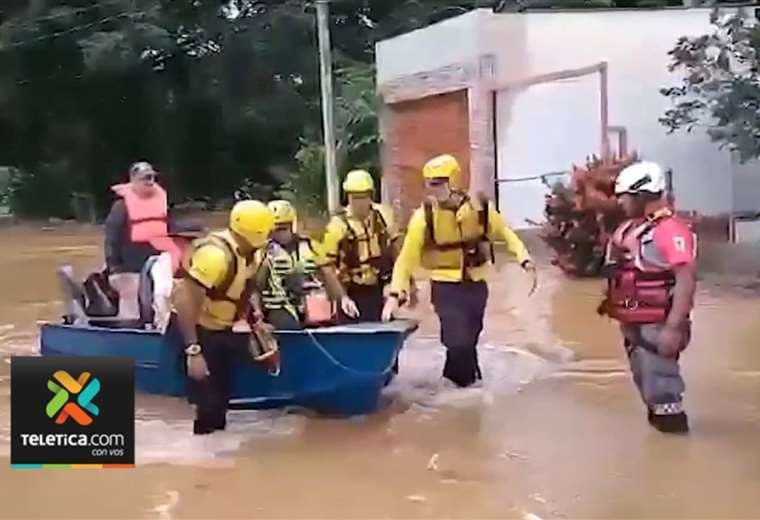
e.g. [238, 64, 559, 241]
[268, 199, 297, 226]
[229, 200, 274, 248]
[342, 169, 374, 194]
[423, 154, 460, 180]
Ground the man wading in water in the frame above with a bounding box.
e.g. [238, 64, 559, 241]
[599, 161, 697, 434]
[382, 154, 536, 388]
[168, 201, 276, 434]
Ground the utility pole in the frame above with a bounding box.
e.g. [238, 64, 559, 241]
[316, 0, 340, 214]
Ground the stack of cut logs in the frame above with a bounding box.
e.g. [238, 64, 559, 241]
[541, 154, 637, 277]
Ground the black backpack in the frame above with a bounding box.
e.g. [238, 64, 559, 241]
[82, 270, 119, 317]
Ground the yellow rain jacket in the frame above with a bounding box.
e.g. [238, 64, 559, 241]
[389, 194, 531, 296]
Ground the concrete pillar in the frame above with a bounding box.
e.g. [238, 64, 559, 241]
[468, 55, 498, 201]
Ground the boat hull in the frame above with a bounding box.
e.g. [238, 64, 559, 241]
[39, 320, 417, 416]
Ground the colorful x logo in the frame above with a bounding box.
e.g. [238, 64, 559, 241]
[46, 370, 100, 426]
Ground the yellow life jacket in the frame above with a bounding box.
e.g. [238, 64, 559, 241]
[421, 192, 494, 276]
[295, 238, 319, 277]
[258, 238, 320, 317]
[336, 204, 393, 286]
[180, 230, 259, 331]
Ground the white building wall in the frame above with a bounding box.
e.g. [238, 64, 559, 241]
[376, 7, 760, 227]
[376, 11, 483, 86]
[494, 75, 602, 227]
[731, 157, 760, 214]
[483, 9, 741, 227]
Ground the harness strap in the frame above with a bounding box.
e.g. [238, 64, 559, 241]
[129, 216, 168, 225]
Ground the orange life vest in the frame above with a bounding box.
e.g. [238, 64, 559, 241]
[601, 209, 677, 324]
[111, 183, 184, 272]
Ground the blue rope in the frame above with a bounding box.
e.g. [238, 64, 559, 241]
[303, 329, 397, 378]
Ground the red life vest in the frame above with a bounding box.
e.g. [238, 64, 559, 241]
[111, 183, 184, 272]
[602, 208, 678, 324]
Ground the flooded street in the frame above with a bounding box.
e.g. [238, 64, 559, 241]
[1, 224, 760, 519]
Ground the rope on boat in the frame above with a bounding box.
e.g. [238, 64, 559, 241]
[303, 329, 397, 378]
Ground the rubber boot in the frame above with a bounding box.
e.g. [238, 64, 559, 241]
[213, 413, 227, 432]
[193, 409, 227, 435]
[442, 348, 481, 388]
[648, 411, 689, 434]
[193, 416, 215, 435]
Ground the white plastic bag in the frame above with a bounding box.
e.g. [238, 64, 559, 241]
[150, 252, 174, 333]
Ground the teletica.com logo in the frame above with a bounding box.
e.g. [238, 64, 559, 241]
[46, 371, 100, 426]
[11, 357, 134, 468]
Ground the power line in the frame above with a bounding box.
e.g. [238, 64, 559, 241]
[14, 72, 85, 86]
[0, 1, 280, 54]
[0, 0, 130, 33]
[2, 10, 149, 50]
[495, 171, 568, 183]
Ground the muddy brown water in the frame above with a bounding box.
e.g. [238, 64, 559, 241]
[1, 224, 760, 519]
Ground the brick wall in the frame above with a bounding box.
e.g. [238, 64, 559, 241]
[382, 90, 471, 226]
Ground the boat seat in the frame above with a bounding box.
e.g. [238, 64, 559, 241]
[87, 317, 145, 329]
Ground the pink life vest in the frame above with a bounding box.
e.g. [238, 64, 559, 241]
[111, 183, 184, 272]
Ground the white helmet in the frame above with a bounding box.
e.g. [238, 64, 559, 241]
[615, 161, 666, 195]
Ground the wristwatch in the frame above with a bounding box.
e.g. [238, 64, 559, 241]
[388, 291, 407, 305]
[184, 343, 202, 356]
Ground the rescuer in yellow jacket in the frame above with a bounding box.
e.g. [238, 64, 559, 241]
[253, 200, 324, 330]
[169, 200, 275, 435]
[382, 154, 536, 388]
[318, 169, 400, 323]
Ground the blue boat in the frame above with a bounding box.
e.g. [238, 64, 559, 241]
[40, 319, 418, 416]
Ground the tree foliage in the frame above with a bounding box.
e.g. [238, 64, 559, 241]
[0, 0, 499, 218]
[541, 155, 633, 277]
[660, 9, 760, 163]
[0, 0, 713, 218]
